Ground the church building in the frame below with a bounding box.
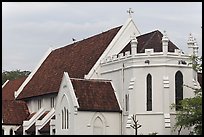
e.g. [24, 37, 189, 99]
[2, 11, 202, 135]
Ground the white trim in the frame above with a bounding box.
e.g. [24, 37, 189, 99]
[85, 18, 140, 79]
[110, 81, 122, 111]
[2, 80, 9, 88]
[23, 108, 46, 131]
[15, 47, 53, 99]
[63, 72, 79, 108]
[36, 108, 55, 132]
[101, 64, 191, 75]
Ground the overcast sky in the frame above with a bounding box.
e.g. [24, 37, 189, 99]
[2, 2, 202, 72]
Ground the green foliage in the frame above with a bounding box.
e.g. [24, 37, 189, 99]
[189, 55, 202, 72]
[171, 88, 202, 135]
[171, 55, 202, 135]
[2, 69, 31, 85]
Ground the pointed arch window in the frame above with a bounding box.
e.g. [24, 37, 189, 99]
[93, 117, 103, 135]
[62, 110, 64, 129]
[175, 71, 183, 111]
[10, 129, 13, 135]
[147, 74, 152, 111]
[61, 107, 69, 129]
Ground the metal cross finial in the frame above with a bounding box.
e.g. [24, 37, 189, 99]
[127, 8, 134, 18]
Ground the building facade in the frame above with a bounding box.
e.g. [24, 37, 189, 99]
[2, 16, 201, 135]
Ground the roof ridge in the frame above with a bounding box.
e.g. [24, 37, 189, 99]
[70, 78, 111, 82]
[54, 25, 123, 51]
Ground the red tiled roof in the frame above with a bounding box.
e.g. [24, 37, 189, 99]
[17, 26, 122, 100]
[25, 123, 35, 134]
[39, 115, 55, 134]
[2, 100, 30, 125]
[24, 111, 50, 134]
[26, 112, 36, 120]
[15, 125, 23, 135]
[71, 79, 121, 112]
[2, 77, 27, 100]
[120, 30, 179, 54]
[39, 121, 50, 134]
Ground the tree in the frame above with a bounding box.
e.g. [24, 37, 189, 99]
[130, 114, 142, 135]
[2, 69, 31, 85]
[171, 56, 202, 135]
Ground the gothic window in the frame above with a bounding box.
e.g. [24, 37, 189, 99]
[175, 71, 183, 111]
[38, 99, 42, 110]
[93, 117, 103, 135]
[62, 110, 64, 129]
[125, 94, 129, 112]
[62, 107, 69, 129]
[64, 107, 66, 129]
[10, 129, 13, 135]
[147, 74, 152, 111]
[51, 97, 55, 108]
[66, 109, 69, 129]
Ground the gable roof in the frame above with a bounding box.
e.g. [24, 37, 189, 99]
[17, 26, 122, 100]
[2, 77, 27, 100]
[2, 77, 30, 125]
[71, 78, 121, 112]
[120, 30, 179, 54]
[2, 100, 30, 125]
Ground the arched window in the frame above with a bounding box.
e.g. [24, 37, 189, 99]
[2, 129, 4, 135]
[64, 107, 66, 129]
[147, 74, 152, 111]
[66, 109, 69, 129]
[175, 71, 183, 111]
[62, 110, 64, 129]
[10, 128, 13, 135]
[62, 107, 69, 129]
[93, 117, 103, 135]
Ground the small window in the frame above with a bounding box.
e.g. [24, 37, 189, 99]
[62, 110, 64, 129]
[125, 94, 129, 112]
[10, 129, 13, 135]
[38, 99, 42, 110]
[66, 109, 69, 129]
[51, 97, 55, 108]
[147, 74, 152, 111]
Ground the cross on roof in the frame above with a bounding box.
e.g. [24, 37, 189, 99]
[127, 8, 134, 18]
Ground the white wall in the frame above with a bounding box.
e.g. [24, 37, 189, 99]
[26, 94, 57, 113]
[99, 50, 197, 135]
[74, 111, 121, 135]
[2, 125, 19, 135]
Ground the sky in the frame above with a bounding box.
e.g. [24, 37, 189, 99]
[2, 2, 202, 72]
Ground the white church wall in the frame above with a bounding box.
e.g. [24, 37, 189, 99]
[26, 94, 57, 113]
[136, 114, 164, 135]
[55, 72, 79, 135]
[74, 111, 121, 135]
[2, 125, 19, 135]
[99, 47, 197, 135]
